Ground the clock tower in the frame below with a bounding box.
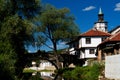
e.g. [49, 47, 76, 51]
[94, 8, 108, 32]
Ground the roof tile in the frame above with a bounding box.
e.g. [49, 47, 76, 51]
[80, 29, 111, 37]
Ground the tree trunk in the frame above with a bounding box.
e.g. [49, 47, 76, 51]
[53, 40, 62, 69]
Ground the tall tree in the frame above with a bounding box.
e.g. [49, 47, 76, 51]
[34, 4, 80, 69]
[0, 0, 41, 79]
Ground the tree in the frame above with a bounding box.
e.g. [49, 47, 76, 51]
[34, 4, 80, 69]
[10, 0, 41, 19]
[0, 0, 41, 79]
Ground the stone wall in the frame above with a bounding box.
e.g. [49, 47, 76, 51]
[105, 54, 120, 79]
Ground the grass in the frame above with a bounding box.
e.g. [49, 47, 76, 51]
[23, 68, 36, 73]
[23, 68, 54, 73]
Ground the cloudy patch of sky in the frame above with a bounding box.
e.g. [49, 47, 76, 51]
[82, 6, 96, 11]
[114, 2, 120, 11]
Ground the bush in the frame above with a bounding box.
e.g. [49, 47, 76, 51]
[63, 63, 104, 80]
[0, 54, 16, 80]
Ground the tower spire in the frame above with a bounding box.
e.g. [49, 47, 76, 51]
[94, 8, 108, 32]
[98, 8, 104, 22]
[99, 8, 103, 14]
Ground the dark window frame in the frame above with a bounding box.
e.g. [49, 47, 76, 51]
[89, 49, 94, 54]
[101, 37, 106, 42]
[86, 38, 91, 44]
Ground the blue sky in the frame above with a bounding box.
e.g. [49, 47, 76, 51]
[28, 0, 120, 52]
[42, 0, 120, 32]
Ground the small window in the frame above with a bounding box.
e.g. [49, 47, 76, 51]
[102, 37, 106, 41]
[89, 49, 94, 54]
[86, 38, 91, 44]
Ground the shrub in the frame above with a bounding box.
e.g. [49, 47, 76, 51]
[63, 62, 104, 80]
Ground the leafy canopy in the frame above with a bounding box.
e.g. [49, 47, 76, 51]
[35, 4, 80, 50]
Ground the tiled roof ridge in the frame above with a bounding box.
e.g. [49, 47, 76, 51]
[109, 31, 120, 40]
[109, 25, 120, 33]
[80, 29, 92, 35]
[98, 31, 120, 46]
[80, 28, 111, 36]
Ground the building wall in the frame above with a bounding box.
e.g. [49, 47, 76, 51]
[79, 37, 102, 48]
[80, 48, 96, 59]
[69, 48, 76, 55]
[85, 48, 96, 58]
[105, 54, 120, 79]
[94, 23, 107, 32]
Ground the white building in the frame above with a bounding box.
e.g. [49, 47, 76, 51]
[67, 8, 111, 65]
[30, 60, 56, 71]
[68, 29, 111, 58]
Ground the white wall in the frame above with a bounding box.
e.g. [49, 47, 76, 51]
[79, 48, 96, 59]
[80, 51, 85, 59]
[105, 55, 120, 79]
[79, 37, 102, 48]
[69, 48, 76, 55]
[84, 49, 96, 58]
[94, 23, 106, 32]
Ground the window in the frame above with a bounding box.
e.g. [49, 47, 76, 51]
[89, 49, 94, 54]
[86, 38, 91, 44]
[101, 37, 106, 41]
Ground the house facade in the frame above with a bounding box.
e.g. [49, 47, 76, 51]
[78, 29, 111, 59]
[67, 8, 111, 65]
[68, 29, 111, 58]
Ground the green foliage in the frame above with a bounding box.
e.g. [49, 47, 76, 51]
[29, 73, 43, 80]
[0, 54, 15, 80]
[63, 63, 104, 80]
[34, 4, 80, 50]
[0, 0, 36, 79]
[10, 0, 41, 19]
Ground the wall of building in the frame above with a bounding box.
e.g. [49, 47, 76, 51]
[84, 48, 96, 58]
[94, 23, 107, 32]
[105, 54, 120, 79]
[79, 37, 102, 48]
[79, 48, 96, 59]
[69, 48, 76, 55]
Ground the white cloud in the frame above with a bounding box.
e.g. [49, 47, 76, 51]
[82, 6, 96, 11]
[114, 3, 120, 11]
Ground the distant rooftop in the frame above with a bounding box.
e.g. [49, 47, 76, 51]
[79, 29, 111, 37]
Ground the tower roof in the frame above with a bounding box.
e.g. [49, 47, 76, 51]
[99, 8, 103, 14]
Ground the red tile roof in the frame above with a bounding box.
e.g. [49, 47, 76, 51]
[98, 31, 120, 46]
[80, 29, 111, 37]
[103, 31, 120, 42]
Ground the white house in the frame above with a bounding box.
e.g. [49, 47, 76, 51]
[67, 8, 111, 65]
[68, 29, 111, 58]
[78, 29, 111, 59]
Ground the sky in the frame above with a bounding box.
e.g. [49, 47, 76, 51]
[42, 0, 120, 32]
[28, 0, 120, 52]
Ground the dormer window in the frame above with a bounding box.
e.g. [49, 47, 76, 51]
[86, 38, 91, 44]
